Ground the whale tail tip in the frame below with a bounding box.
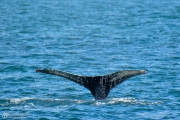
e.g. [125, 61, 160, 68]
[140, 70, 146, 74]
[36, 69, 40, 73]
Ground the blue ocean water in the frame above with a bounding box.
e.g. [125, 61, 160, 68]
[0, 0, 180, 119]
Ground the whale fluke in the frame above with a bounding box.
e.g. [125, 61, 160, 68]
[36, 69, 146, 100]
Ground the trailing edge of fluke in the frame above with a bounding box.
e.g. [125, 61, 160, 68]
[36, 69, 146, 100]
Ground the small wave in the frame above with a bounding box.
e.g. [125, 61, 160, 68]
[93, 98, 163, 106]
[0, 97, 163, 108]
[0, 97, 85, 108]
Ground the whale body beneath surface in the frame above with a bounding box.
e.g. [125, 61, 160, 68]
[36, 69, 146, 100]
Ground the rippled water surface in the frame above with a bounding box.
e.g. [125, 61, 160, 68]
[0, 0, 180, 119]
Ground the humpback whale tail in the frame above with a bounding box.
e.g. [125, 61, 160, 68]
[36, 69, 146, 100]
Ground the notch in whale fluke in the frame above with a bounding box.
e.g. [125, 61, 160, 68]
[36, 68, 146, 100]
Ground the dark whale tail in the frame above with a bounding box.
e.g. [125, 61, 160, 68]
[36, 69, 146, 100]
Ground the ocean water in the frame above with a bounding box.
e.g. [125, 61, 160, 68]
[0, 0, 180, 119]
